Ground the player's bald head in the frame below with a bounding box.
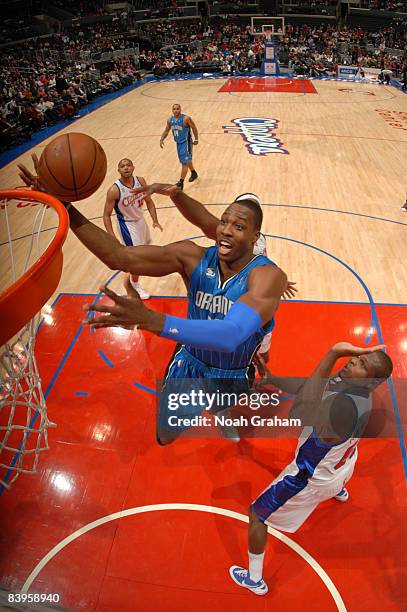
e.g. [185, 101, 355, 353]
[118, 158, 133, 167]
[367, 350, 393, 380]
[233, 193, 263, 230]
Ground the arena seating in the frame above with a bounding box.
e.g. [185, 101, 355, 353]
[0, 1, 405, 152]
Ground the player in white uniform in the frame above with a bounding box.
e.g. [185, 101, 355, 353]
[229, 342, 393, 595]
[252, 229, 284, 361]
[103, 158, 163, 299]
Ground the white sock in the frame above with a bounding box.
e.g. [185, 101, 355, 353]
[248, 551, 264, 582]
[129, 278, 140, 290]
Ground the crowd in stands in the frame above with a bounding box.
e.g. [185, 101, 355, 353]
[48, 0, 107, 17]
[366, 0, 407, 10]
[279, 23, 406, 76]
[0, 26, 141, 152]
[0, 9, 406, 152]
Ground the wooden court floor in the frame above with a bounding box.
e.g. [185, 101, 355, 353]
[0, 76, 406, 611]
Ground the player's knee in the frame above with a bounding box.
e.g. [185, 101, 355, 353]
[249, 506, 263, 525]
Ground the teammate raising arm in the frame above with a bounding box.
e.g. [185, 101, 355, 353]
[229, 342, 392, 596]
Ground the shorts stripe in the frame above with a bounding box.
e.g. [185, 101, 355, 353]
[251, 470, 310, 522]
[114, 205, 134, 246]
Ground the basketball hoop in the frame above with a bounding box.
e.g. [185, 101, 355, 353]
[0, 189, 68, 491]
[264, 29, 273, 42]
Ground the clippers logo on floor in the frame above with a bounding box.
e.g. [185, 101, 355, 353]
[375, 108, 407, 131]
[223, 118, 289, 156]
[338, 88, 375, 96]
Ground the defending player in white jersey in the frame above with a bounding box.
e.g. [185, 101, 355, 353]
[229, 342, 393, 596]
[103, 158, 163, 299]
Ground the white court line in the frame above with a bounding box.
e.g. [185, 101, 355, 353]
[21, 503, 347, 610]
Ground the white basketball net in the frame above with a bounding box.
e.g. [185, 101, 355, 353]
[0, 194, 58, 491]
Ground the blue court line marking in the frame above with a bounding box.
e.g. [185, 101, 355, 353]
[74, 392, 88, 397]
[264, 232, 407, 486]
[98, 350, 115, 369]
[133, 381, 159, 396]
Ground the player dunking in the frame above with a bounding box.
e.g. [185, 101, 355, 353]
[18, 158, 288, 446]
[103, 158, 163, 300]
[229, 343, 392, 595]
[160, 188, 297, 363]
[160, 104, 198, 190]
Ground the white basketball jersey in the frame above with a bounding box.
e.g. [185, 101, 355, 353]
[253, 232, 267, 256]
[293, 384, 371, 489]
[114, 176, 144, 222]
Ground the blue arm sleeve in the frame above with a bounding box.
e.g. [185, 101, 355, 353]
[160, 301, 262, 353]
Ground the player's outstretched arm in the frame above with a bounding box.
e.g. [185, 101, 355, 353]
[17, 155, 200, 277]
[185, 116, 198, 144]
[289, 342, 385, 424]
[139, 177, 163, 231]
[132, 182, 219, 240]
[86, 263, 288, 353]
[66, 205, 201, 276]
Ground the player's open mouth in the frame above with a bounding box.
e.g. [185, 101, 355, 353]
[218, 240, 233, 255]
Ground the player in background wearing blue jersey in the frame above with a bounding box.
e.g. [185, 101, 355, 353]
[229, 342, 392, 596]
[18, 160, 288, 446]
[160, 103, 199, 190]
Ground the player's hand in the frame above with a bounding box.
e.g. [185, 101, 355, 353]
[17, 153, 44, 192]
[282, 281, 297, 300]
[153, 222, 163, 231]
[160, 140, 165, 149]
[84, 285, 157, 330]
[131, 182, 179, 199]
[193, 140, 198, 145]
[331, 342, 385, 357]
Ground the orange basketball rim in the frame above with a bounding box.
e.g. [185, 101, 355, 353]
[0, 189, 69, 346]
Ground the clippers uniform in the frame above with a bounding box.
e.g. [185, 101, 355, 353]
[170, 113, 193, 164]
[254, 233, 272, 354]
[114, 177, 151, 247]
[159, 245, 276, 434]
[251, 381, 371, 532]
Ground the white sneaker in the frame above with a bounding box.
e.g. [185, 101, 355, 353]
[334, 487, 349, 502]
[134, 284, 150, 300]
[229, 566, 268, 595]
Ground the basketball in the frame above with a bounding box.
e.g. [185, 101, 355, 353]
[38, 133, 107, 201]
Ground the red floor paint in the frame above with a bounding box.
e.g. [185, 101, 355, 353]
[218, 77, 317, 94]
[0, 296, 406, 611]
